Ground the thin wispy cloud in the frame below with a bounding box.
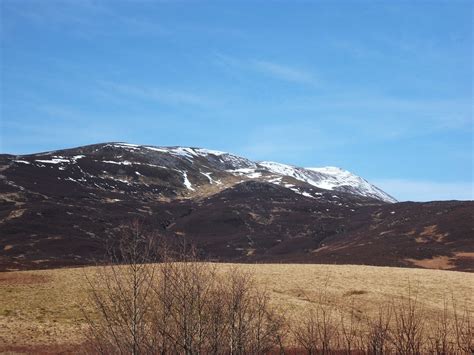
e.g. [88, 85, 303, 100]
[251, 60, 318, 85]
[269, 92, 472, 137]
[214, 53, 319, 86]
[332, 40, 385, 59]
[3, 1, 168, 39]
[36, 105, 85, 122]
[98, 81, 215, 108]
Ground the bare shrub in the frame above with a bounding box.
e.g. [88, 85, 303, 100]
[293, 303, 340, 354]
[222, 267, 286, 354]
[452, 296, 473, 354]
[293, 307, 319, 354]
[364, 303, 392, 355]
[293, 282, 340, 354]
[390, 285, 425, 355]
[427, 298, 456, 354]
[153, 258, 218, 353]
[339, 297, 363, 354]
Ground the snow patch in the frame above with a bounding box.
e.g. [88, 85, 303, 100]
[181, 171, 195, 191]
[228, 168, 256, 174]
[289, 187, 315, 199]
[113, 143, 140, 150]
[144, 146, 168, 153]
[102, 160, 133, 165]
[268, 176, 283, 184]
[201, 171, 217, 184]
[170, 147, 196, 159]
[194, 148, 227, 156]
[247, 172, 262, 178]
[226, 168, 262, 179]
[35, 158, 70, 164]
[71, 155, 85, 161]
[115, 178, 131, 184]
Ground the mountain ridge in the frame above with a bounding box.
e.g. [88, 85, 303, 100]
[3, 142, 397, 203]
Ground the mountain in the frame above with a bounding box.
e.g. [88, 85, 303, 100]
[2, 142, 395, 202]
[0, 142, 472, 271]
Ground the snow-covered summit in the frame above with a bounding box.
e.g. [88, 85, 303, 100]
[306, 167, 397, 203]
[254, 161, 396, 203]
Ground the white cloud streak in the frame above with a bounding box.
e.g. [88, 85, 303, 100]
[251, 60, 318, 85]
[3, 1, 169, 39]
[214, 53, 318, 86]
[98, 81, 215, 107]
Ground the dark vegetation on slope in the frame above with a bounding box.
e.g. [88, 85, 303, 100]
[0, 143, 472, 271]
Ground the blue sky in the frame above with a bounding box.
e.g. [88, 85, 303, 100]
[0, 0, 472, 201]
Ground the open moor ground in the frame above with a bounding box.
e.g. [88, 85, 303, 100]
[0, 263, 472, 353]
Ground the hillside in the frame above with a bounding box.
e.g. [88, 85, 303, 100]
[0, 143, 472, 271]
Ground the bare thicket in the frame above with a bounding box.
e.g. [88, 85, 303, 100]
[82, 222, 472, 354]
[82, 222, 285, 354]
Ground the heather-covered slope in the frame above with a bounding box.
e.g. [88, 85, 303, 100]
[0, 143, 472, 271]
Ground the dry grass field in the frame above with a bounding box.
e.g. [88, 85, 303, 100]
[0, 263, 472, 353]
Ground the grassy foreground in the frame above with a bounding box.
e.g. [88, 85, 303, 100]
[0, 263, 472, 352]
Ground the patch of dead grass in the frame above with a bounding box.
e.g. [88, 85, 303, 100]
[406, 256, 455, 270]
